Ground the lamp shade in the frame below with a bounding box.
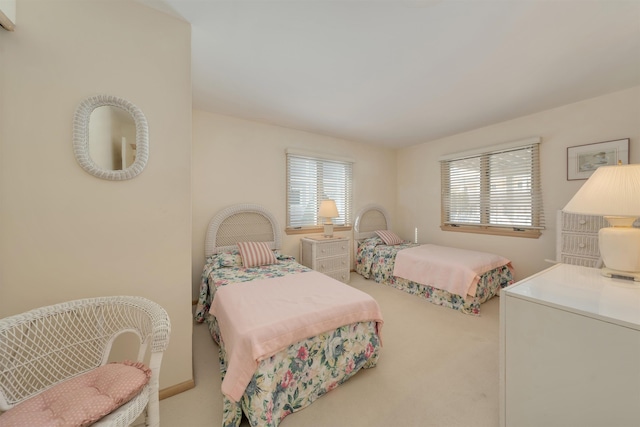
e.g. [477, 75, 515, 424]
[318, 199, 339, 219]
[563, 164, 640, 217]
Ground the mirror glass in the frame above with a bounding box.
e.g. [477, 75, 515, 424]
[89, 106, 136, 171]
[73, 95, 148, 180]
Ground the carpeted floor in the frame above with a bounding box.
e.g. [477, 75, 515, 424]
[160, 273, 501, 427]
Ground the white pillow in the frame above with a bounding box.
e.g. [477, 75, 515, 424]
[237, 242, 278, 267]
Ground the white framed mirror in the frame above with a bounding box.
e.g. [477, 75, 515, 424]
[73, 95, 149, 180]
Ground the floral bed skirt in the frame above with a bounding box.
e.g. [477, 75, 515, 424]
[206, 315, 381, 427]
[379, 265, 513, 315]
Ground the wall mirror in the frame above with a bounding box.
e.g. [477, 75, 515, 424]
[73, 95, 149, 180]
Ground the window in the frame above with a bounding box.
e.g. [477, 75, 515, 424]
[440, 139, 544, 238]
[286, 151, 353, 231]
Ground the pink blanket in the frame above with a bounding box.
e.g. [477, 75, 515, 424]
[210, 271, 384, 402]
[393, 244, 512, 298]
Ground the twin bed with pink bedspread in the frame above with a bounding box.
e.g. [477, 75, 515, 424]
[194, 204, 383, 427]
[354, 205, 514, 315]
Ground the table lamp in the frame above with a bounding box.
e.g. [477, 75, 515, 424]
[319, 199, 339, 237]
[563, 163, 640, 281]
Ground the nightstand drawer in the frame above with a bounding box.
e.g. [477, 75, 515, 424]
[559, 254, 600, 268]
[316, 240, 349, 258]
[561, 212, 606, 233]
[326, 269, 350, 283]
[561, 234, 600, 257]
[316, 256, 349, 273]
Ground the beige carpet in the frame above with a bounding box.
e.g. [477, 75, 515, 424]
[160, 273, 501, 426]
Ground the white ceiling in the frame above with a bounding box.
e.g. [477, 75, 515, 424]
[140, 0, 640, 148]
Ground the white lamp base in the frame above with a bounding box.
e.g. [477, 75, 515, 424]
[323, 222, 334, 238]
[599, 218, 640, 283]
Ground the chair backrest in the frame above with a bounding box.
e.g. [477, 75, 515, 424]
[0, 296, 170, 410]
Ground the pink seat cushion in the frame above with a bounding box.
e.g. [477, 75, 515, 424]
[0, 361, 151, 427]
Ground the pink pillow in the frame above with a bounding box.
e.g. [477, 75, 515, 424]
[237, 241, 278, 267]
[0, 361, 151, 427]
[375, 230, 404, 245]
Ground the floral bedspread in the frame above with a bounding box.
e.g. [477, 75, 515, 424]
[355, 236, 514, 315]
[355, 236, 419, 279]
[194, 251, 309, 323]
[195, 250, 382, 427]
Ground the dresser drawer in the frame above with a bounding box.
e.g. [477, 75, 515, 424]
[316, 240, 349, 258]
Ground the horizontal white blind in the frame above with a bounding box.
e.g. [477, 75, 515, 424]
[441, 143, 545, 230]
[438, 137, 541, 161]
[287, 153, 353, 228]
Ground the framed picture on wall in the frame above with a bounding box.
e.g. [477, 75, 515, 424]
[567, 138, 630, 180]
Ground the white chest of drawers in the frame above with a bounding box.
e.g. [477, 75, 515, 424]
[499, 264, 640, 427]
[300, 237, 350, 283]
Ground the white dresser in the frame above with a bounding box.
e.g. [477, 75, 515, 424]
[300, 237, 350, 283]
[499, 263, 640, 427]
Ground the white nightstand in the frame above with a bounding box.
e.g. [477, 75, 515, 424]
[556, 210, 606, 267]
[499, 263, 640, 427]
[300, 236, 350, 283]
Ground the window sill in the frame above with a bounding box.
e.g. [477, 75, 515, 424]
[285, 225, 353, 235]
[440, 224, 541, 239]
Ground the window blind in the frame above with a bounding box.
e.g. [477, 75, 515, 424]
[286, 153, 353, 228]
[440, 143, 544, 232]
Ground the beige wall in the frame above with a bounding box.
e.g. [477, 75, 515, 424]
[397, 86, 640, 281]
[192, 110, 397, 298]
[0, 0, 193, 390]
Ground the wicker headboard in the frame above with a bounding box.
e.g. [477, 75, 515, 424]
[354, 204, 391, 241]
[205, 204, 281, 257]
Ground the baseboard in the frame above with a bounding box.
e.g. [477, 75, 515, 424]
[159, 379, 195, 400]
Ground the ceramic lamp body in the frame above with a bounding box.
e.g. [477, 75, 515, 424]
[323, 222, 334, 237]
[599, 225, 640, 274]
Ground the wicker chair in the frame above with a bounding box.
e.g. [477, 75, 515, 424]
[0, 296, 170, 427]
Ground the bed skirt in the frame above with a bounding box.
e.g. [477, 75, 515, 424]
[363, 263, 513, 315]
[205, 315, 381, 427]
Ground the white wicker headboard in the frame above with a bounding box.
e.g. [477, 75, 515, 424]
[205, 204, 282, 257]
[354, 204, 391, 241]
